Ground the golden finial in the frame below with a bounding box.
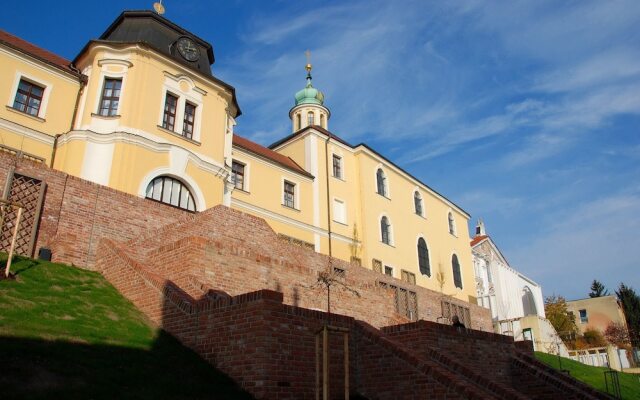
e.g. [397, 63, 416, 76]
[153, 1, 166, 15]
[305, 49, 312, 73]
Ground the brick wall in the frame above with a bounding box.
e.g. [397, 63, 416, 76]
[0, 154, 190, 267]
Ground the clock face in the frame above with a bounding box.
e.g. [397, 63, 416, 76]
[176, 37, 200, 62]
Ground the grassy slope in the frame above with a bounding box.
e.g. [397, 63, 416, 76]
[0, 256, 254, 400]
[535, 351, 640, 400]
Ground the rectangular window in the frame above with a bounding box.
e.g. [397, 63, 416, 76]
[384, 265, 393, 277]
[579, 309, 588, 324]
[333, 198, 346, 224]
[283, 180, 295, 208]
[372, 258, 382, 273]
[99, 78, 122, 117]
[332, 154, 342, 179]
[401, 270, 416, 285]
[183, 102, 196, 139]
[162, 93, 178, 131]
[13, 79, 44, 117]
[231, 161, 245, 190]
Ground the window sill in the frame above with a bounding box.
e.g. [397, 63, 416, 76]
[449, 232, 458, 238]
[333, 219, 348, 226]
[91, 112, 121, 119]
[156, 125, 201, 146]
[415, 213, 426, 219]
[377, 193, 391, 200]
[233, 188, 250, 195]
[380, 242, 395, 248]
[282, 204, 300, 212]
[6, 106, 45, 122]
[332, 175, 346, 182]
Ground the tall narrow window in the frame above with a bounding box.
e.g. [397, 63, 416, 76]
[183, 102, 196, 139]
[283, 180, 295, 208]
[332, 154, 342, 179]
[414, 191, 423, 216]
[418, 238, 430, 276]
[99, 78, 122, 117]
[452, 254, 462, 289]
[448, 212, 456, 235]
[333, 198, 346, 224]
[231, 161, 245, 190]
[296, 114, 301, 131]
[307, 111, 315, 126]
[380, 216, 391, 245]
[320, 114, 325, 128]
[376, 168, 387, 196]
[162, 93, 178, 131]
[13, 79, 44, 117]
[145, 176, 195, 211]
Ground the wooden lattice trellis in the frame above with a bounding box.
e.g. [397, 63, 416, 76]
[0, 170, 45, 258]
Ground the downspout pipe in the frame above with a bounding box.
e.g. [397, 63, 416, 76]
[324, 129, 333, 258]
[52, 64, 86, 168]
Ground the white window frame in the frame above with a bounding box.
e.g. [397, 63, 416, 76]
[447, 210, 457, 236]
[8, 72, 53, 119]
[379, 213, 393, 246]
[332, 197, 347, 225]
[281, 177, 300, 210]
[231, 159, 248, 191]
[374, 164, 390, 198]
[93, 67, 128, 118]
[158, 74, 205, 142]
[413, 189, 424, 217]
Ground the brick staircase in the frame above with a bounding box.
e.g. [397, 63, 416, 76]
[93, 206, 614, 399]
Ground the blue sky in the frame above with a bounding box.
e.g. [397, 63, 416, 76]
[2, 0, 639, 300]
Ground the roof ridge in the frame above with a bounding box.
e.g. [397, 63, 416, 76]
[0, 29, 79, 76]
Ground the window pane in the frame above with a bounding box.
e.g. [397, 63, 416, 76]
[162, 178, 172, 202]
[170, 180, 181, 206]
[152, 178, 162, 200]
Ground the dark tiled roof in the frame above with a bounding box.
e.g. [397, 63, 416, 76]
[233, 134, 313, 178]
[470, 235, 488, 247]
[0, 29, 81, 77]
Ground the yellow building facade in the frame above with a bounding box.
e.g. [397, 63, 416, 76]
[0, 10, 477, 304]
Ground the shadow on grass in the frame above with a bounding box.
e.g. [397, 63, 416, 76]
[0, 331, 255, 400]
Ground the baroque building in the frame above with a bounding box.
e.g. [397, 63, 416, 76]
[471, 220, 568, 355]
[1, 10, 475, 305]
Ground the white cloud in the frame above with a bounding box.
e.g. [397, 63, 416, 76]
[507, 191, 640, 299]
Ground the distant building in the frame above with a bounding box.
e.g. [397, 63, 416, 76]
[565, 296, 632, 370]
[471, 220, 568, 355]
[566, 296, 629, 336]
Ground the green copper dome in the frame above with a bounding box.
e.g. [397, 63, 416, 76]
[294, 74, 325, 106]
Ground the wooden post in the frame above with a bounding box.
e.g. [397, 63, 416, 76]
[323, 325, 329, 400]
[5, 206, 23, 277]
[344, 331, 349, 400]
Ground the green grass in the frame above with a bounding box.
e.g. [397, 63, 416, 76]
[535, 351, 640, 400]
[0, 256, 254, 399]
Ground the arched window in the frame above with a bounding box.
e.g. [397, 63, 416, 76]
[448, 212, 456, 235]
[320, 114, 325, 128]
[296, 114, 301, 131]
[376, 168, 387, 196]
[380, 216, 391, 245]
[522, 286, 538, 316]
[307, 111, 315, 126]
[452, 254, 462, 289]
[417, 238, 430, 276]
[145, 176, 196, 211]
[414, 191, 423, 216]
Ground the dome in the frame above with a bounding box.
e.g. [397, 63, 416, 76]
[294, 76, 325, 106]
